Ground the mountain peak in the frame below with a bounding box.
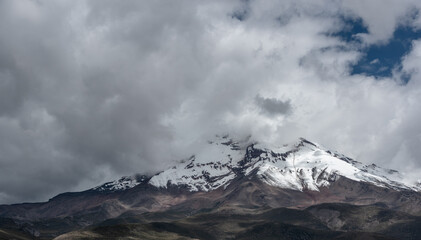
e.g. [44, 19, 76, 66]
[92, 137, 421, 194]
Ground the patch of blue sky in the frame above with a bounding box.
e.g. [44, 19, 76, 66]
[332, 16, 421, 84]
[331, 16, 368, 43]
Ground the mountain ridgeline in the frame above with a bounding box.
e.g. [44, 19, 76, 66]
[1, 136, 421, 239]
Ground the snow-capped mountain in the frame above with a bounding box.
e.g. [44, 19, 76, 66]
[95, 136, 421, 193]
[3, 136, 421, 239]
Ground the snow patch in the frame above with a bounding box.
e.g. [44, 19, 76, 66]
[93, 175, 146, 192]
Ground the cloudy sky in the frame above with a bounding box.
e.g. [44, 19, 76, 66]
[1, 0, 421, 204]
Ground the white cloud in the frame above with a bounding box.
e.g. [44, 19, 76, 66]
[1, 0, 421, 203]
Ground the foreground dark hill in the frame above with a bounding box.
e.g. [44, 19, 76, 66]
[1, 137, 420, 239]
[55, 202, 421, 240]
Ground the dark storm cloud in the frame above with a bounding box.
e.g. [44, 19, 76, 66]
[1, 0, 421, 204]
[255, 95, 292, 116]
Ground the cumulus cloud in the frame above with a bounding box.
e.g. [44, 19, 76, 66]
[1, 0, 421, 203]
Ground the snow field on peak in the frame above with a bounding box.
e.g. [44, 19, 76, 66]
[257, 164, 304, 191]
[251, 142, 420, 192]
[148, 142, 243, 191]
[148, 138, 365, 192]
[95, 137, 421, 193]
[252, 145, 361, 192]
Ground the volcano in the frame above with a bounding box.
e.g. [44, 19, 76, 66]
[1, 136, 421, 239]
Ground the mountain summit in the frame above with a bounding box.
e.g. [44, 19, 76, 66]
[95, 136, 420, 193]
